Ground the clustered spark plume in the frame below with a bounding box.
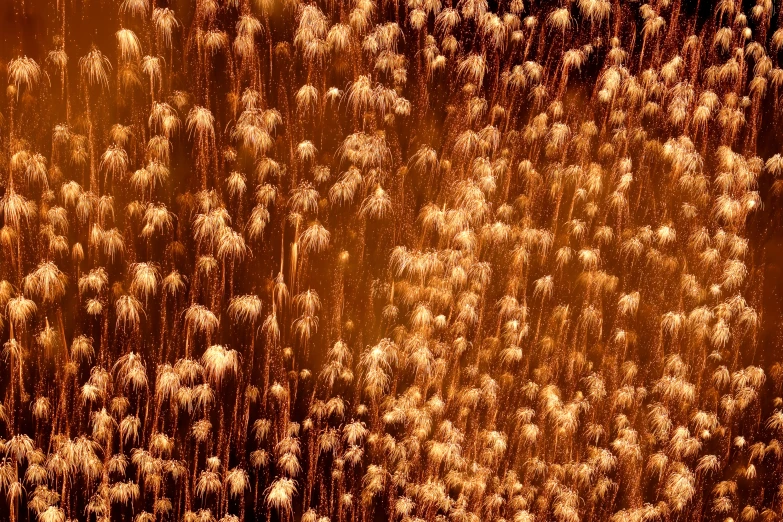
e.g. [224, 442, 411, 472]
[1, 0, 783, 521]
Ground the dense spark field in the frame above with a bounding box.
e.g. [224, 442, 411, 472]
[1, 0, 783, 521]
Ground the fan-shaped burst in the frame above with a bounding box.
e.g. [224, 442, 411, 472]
[187, 106, 215, 141]
[116, 29, 143, 63]
[227, 295, 263, 323]
[120, 0, 150, 17]
[201, 345, 239, 387]
[7, 56, 41, 93]
[79, 47, 112, 90]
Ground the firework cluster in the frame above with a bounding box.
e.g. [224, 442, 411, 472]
[0, 0, 783, 521]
